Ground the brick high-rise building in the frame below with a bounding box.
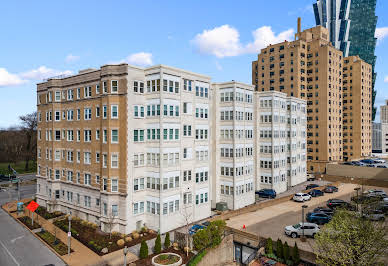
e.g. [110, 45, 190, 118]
[252, 20, 343, 173]
[342, 55, 372, 161]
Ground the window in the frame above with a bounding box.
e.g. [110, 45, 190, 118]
[103, 81, 108, 93]
[111, 129, 118, 143]
[55, 111, 60, 121]
[103, 105, 107, 118]
[55, 91, 61, 102]
[103, 130, 107, 143]
[102, 178, 108, 191]
[84, 108, 92, 120]
[84, 130, 91, 142]
[111, 105, 118, 118]
[103, 202, 107, 216]
[112, 205, 118, 216]
[111, 154, 119, 168]
[96, 106, 100, 117]
[84, 173, 91, 185]
[96, 84, 100, 94]
[84, 86, 92, 98]
[84, 152, 91, 164]
[111, 80, 118, 93]
[55, 130, 61, 141]
[111, 179, 118, 192]
[134, 130, 145, 142]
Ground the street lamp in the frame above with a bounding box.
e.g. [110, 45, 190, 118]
[302, 205, 308, 240]
[68, 215, 72, 256]
[123, 246, 128, 266]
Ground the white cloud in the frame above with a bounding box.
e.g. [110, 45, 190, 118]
[376, 27, 388, 45]
[0, 68, 26, 87]
[65, 54, 80, 63]
[192, 25, 294, 58]
[125, 52, 153, 66]
[245, 26, 294, 53]
[192, 25, 242, 58]
[20, 66, 73, 81]
[384, 76, 388, 83]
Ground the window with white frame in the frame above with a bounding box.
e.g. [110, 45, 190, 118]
[84, 108, 92, 120]
[103, 105, 107, 118]
[111, 105, 118, 118]
[134, 177, 145, 191]
[84, 86, 92, 98]
[111, 154, 119, 168]
[55, 111, 60, 121]
[55, 91, 61, 102]
[112, 205, 118, 216]
[96, 84, 100, 94]
[84, 152, 91, 164]
[67, 89, 73, 100]
[102, 178, 107, 191]
[84, 130, 91, 142]
[102, 154, 107, 168]
[103, 81, 108, 93]
[96, 152, 100, 163]
[111, 80, 118, 93]
[134, 153, 145, 166]
[96, 175, 100, 184]
[111, 179, 118, 192]
[84, 173, 91, 185]
[111, 129, 118, 143]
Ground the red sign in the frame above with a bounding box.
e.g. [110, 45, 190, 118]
[26, 200, 39, 212]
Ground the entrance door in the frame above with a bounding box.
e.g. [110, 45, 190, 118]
[235, 244, 242, 263]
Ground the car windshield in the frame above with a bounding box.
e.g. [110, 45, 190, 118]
[293, 224, 301, 229]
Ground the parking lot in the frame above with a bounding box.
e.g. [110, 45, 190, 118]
[227, 183, 388, 253]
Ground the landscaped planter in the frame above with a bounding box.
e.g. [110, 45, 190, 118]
[152, 253, 182, 266]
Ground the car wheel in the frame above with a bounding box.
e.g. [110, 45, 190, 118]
[291, 232, 297, 238]
[312, 233, 316, 238]
[380, 217, 385, 221]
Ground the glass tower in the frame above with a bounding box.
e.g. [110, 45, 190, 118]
[313, 0, 378, 120]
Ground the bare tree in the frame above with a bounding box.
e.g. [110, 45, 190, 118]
[180, 205, 193, 256]
[106, 210, 115, 239]
[19, 112, 37, 171]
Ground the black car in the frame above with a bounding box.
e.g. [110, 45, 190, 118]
[313, 207, 334, 216]
[327, 199, 356, 210]
[255, 189, 276, 199]
[324, 185, 339, 193]
[306, 184, 320, 190]
[308, 189, 324, 197]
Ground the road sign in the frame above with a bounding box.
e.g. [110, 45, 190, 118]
[68, 232, 71, 237]
[26, 200, 39, 212]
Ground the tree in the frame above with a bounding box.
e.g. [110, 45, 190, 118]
[154, 234, 161, 254]
[276, 239, 284, 261]
[19, 112, 37, 171]
[139, 240, 148, 259]
[207, 220, 226, 247]
[265, 238, 273, 255]
[292, 242, 300, 265]
[180, 205, 193, 256]
[283, 241, 290, 262]
[106, 210, 115, 239]
[314, 209, 388, 265]
[164, 232, 170, 249]
[192, 229, 210, 251]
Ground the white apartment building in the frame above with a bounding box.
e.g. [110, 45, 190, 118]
[36, 64, 307, 234]
[255, 91, 307, 193]
[211, 82, 255, 210]
[372, 122, 382, 153]
[381, 100, 388, 154]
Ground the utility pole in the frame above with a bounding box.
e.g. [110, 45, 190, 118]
[123, 246, 128, 266]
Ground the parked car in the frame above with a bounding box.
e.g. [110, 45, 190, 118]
[324, 186, 338, 193]
[375, 202, 388, 214]
[306, 184, 320, 190]
[255, 189, 276, 199]
[201, 221, 210, 227]
[364, 189, 387, 197]
[307, 174, 316, 181]
[306, 212, 332, 225]
[353, 161, 365, 166]
[343, 162, 353, 165]
[372, 158, 386, 164]
[189, 224, 205, 235]
[360, 159, 376, 165]
[308, 189, 324, 197]
[284, 222, 320, 238]
[293, 193, 311, 202]
[327, 199, 356, 210]
[362, 210, 385, 221]
[313, 207, 334, 216]
[351, 194, 380, 204]
[376, 165, 388, 168]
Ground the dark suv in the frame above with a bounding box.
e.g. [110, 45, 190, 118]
[313, 207, 334, 216]
[327, 199, 355, 210]
[306, 212, 332, 225]
[256, 189, 276, 199]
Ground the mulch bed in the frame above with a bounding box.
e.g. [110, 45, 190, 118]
[133, 246, 195, 266]
[54, 218, 157, 256]
[36, 230, 73, 256]
[18, 216, 41, 230]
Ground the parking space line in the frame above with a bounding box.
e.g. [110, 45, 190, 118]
[0, 239, 20, 266]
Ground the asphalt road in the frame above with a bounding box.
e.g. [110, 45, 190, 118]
[0, 184, 66, 266]
[0, 174, 37, 185]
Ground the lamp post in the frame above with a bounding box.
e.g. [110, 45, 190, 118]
[354, 187, 361, 213]
[123, 246, 128, 266]
[68, 215, 72, 256]
[301, 205, 308, 241]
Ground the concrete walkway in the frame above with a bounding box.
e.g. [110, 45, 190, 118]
[128, 234, 166, 256]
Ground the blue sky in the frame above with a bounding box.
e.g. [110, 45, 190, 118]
[1, 0, 387, 127]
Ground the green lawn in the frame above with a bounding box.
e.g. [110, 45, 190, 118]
[0, 161, 36, 175]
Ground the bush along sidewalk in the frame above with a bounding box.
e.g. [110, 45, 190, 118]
[264, 238, 300, 266]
